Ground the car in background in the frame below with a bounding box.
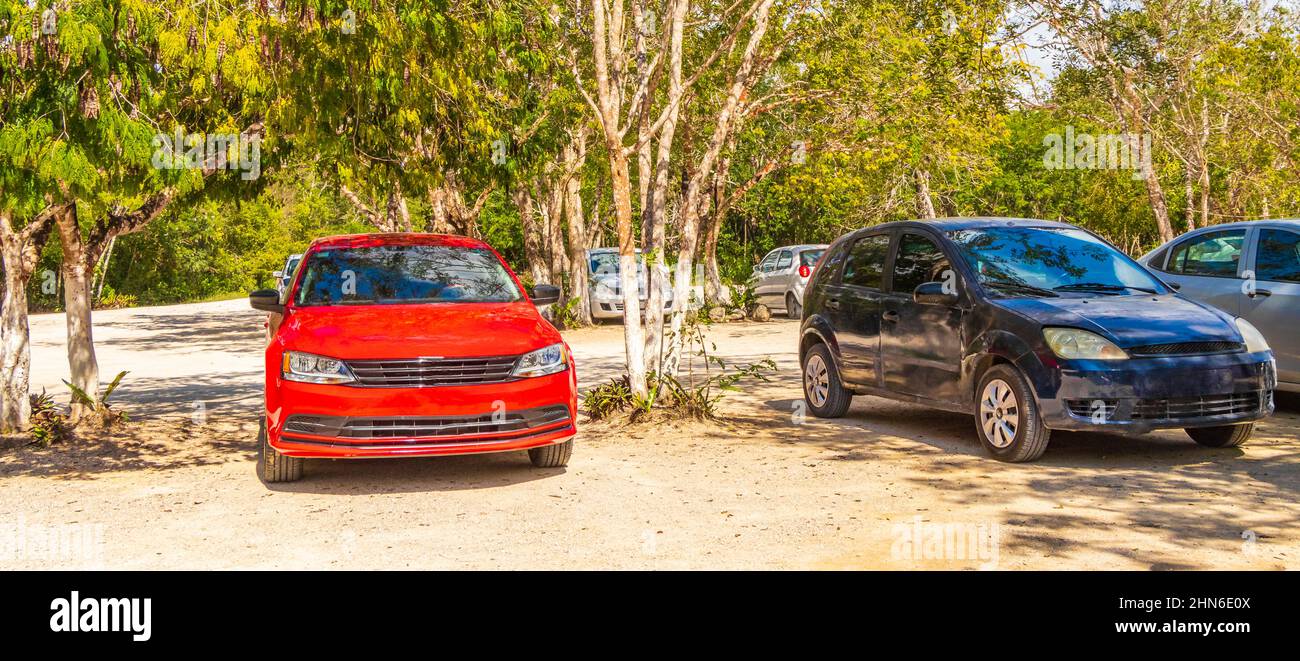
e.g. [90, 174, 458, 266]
[749, 244, 827, 318]
[1138, 219, 1299, 392]
[799, 218, 1275, 462]
[274, 253, 303, 294]
[587, 247, 674, 322]
[248, 234, 575, 482]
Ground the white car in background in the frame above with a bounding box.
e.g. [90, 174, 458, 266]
[274, 253, 303, 294]
[587, 248, 674, 322]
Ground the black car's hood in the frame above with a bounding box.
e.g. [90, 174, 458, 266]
[994, 294, 1241, 347]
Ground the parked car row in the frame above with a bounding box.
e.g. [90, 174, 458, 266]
[249, 217, 1287, 482]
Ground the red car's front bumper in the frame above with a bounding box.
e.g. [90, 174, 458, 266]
[265, 362, 577, 459]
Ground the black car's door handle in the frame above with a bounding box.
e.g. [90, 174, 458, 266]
[826, 298, 841, 309]
[1248, 289, 1272, 299]
[882, 310, 900, 323]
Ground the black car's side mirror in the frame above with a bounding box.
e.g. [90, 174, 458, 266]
[250, 289, 284, 314]
[914, 281, 959, 306]
[530, 284, 561, 306]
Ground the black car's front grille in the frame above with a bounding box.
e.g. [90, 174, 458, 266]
[1065, 399, 1117, 419]
[1127, 341, 1244, 357]
[283, 405, 571, 440]
[1130, 392, 1262, 421]
[1065, 391, 1265, 423]
[344, 355, 519, 387]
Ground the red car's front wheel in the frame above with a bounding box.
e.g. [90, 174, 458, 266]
[528, 440, 573, 468]
[258, 417, 304, 483]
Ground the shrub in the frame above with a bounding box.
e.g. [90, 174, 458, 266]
[28, 391, 71, 446]
[65, 370, 130, 428]
[657, 313, 775, 419]
[582, 376, 637, 420]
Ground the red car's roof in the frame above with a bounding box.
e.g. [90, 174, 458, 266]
[307, 233, 489, 251]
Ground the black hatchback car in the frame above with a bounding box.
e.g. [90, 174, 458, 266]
[799, 218, 1277, 462]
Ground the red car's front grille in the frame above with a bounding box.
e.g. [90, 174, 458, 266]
[344, 355, 519, 387]
[283, 405, 571, 441]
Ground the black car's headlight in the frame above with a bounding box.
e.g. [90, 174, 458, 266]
[282, 351, 356, 384]
[512, 343, 568, 378]
[1043, 328, 1128, 360]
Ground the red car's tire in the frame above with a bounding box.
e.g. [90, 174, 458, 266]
[529, 439, 573, 468]
[257, 417, 304, 483]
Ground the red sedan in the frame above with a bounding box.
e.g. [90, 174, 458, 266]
[249, 234, 576, 482]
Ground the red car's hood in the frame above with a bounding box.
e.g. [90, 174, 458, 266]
[279, 302, 561, 359]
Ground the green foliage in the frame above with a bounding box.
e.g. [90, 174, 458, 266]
[655, 313, 776, 420]
[581, 376, 636, 420]
[64, 370, 129, 428]
[28, 391, 71, 447]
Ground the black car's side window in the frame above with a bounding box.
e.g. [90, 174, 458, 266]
[842, 234, 891, 290]
[892, 233, 951, 295]
[1256, 229, 1300, 284]
[1166, 230, 1246, 278]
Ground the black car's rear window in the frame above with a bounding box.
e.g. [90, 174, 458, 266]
[293, 245, 522, 306]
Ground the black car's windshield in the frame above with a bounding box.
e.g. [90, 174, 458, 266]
[947, 227, 1165, 298]
[294, 245, 522, 306]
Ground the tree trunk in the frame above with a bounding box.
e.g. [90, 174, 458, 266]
[565, 171, 593, 327]
[915, 168, 937, 219]
[0, 208, 60, 431]
[665, 0, 776, 375]
[512, 186, 550, 285]
[611, 149, 647, 396]
[0, 240, 34, 431]
[427, 184, 454, 233]
[702, 205, 726, 303]
[56, 204, 101, 422]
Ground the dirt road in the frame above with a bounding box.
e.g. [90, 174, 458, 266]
[3, 299, 1298, 569]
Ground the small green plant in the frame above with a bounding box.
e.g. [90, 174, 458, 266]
[64, 370, 130, 428]
[726, 282, 757, 317]
[657, 312, 775, 419]
[28, 391, 71, 446]
[552, 295, 583, 330]
[581, 376, 636, 420]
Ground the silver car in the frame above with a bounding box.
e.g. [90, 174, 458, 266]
[1138, 219, 1299, 392]
[748, 244, 827, 318]
[274, 253, 303, 294]
[587, 248, 674, 322]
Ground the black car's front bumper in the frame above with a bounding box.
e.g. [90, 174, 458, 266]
[1035, 351, 1276, 432]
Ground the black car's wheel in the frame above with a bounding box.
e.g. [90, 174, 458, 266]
[974, 365, 1051, 462]
[257, 417, 304, 483]
[529, 439, 573, 467]
[1186, 423, 1253, 448]
[786, 294, 802, 319]
[802, 343, 852, 418]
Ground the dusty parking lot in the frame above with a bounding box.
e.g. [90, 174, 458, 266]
[2, 298, 1298, 569]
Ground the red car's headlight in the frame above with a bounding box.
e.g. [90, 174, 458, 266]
[512, 343, 568, 378]
[282, 351, 356, 384]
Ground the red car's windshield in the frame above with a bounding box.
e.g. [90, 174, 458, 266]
[293, 245, 522, 306]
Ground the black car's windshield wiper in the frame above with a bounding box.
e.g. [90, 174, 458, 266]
[982, 280, 1059, 297]
[1053, 282, 1158, 295]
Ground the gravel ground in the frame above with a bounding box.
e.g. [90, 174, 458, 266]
[2, 298, 1297, 569]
